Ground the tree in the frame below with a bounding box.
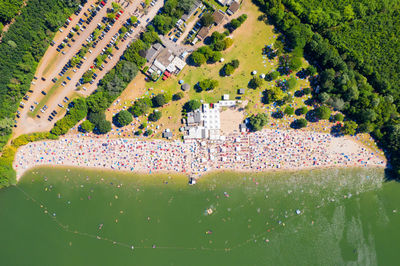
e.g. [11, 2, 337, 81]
[315, 105, 331, 120]
[152, 94, 167, 107]
[82, 70, 94, 83]
[223, 38, 234, 49]
[144, 129, 153, 136]
[148, 110, 162, 122]
[334, 113, 344, 122]
[296, 106, 308, 115]
[306, 65, 317, 76]
[341, 121, 358, 135]
[95, 120, 112, 134]
[184, 99, 201, 112]
[248, 113, 269, 131]
[79, 120, 94, 133]
[268, 71, 280, 81]
[116, 110, 133, 127]
[248, 76, 263, 89]
[131, 16, 138, 24]
[262, 87, 285, 104]
[88, 111, 106, 125]
[173, 92, 184, 101]
[294, 118, 308, 128]
[198, 79, 218, 91]
[189, 51, 206, 66]
[209, 51, 222, 63]
[129, 98, 152, 117]
[284, 106, 294, 115]
[303, 87, 311, 94]
[200, 13, 214, 27]
[289, 56, 302, 71]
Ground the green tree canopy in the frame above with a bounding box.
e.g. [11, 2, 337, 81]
[116, 110, 133, 127]
[315, 105, 331, 120]
[79, 120, 95, 133]
[184, 99, 201, 112]
[148, 110, 162, 122]
[248, 113, 269, 132]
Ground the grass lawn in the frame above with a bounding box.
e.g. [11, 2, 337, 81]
[29, 72, 70, 117]
[204, 0, 228, 12]
[106, 0, 311, 139]
[42, 55, 59, 77]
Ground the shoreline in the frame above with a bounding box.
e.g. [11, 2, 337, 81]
[18, 164, 386, 182]
[13, 129, 386, 181]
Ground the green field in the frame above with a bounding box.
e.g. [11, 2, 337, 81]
[0, 167, 399, 265]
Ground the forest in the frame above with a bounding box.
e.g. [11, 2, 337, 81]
[253, 0, 400, 177]
[0, 0, 24, 29]
[0, 0, 81, 187]
[0, 0, 81, 151]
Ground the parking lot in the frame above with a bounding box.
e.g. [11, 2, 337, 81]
[14, 0, 164, 137]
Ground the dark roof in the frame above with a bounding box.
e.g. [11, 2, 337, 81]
[197, 27, 209, 40]
[212, 10, 225, 25]
[227, 1, 240, 14]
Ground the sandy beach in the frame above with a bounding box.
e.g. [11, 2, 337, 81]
[13, 129, 386, 180]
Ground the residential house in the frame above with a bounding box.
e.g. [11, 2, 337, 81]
[227, 1, 240, 15]
[212, 10, 225, 26]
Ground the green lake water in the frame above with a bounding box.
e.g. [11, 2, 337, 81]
[0, 167, 399, 265]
